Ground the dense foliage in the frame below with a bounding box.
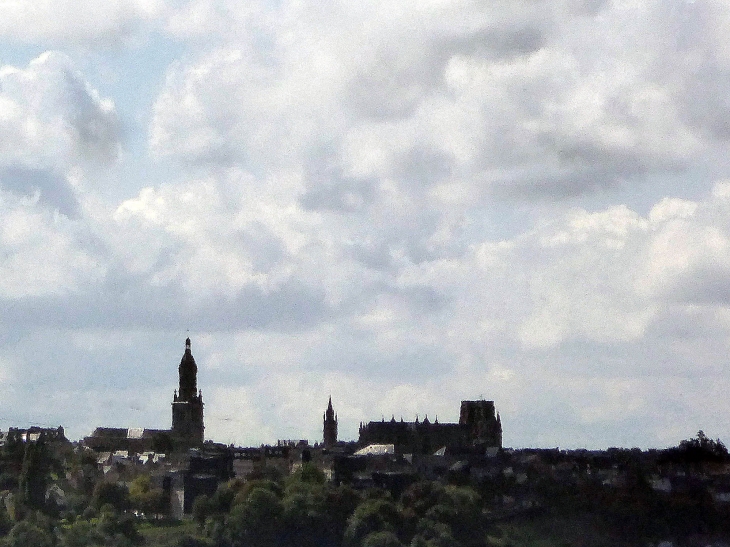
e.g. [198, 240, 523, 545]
[0, 433, 730, 546]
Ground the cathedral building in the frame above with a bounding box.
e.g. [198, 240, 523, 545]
[358, 400, 502, 455]
[171, 338, 205, 448]
[323, 397, 338, 448]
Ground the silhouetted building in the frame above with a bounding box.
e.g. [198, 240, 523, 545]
[323, 397, 338, 449]
[83, 427, 172, 453]
[183, 448, 234, 512]
[84, 337, 204, 453]
[459, 400, 502, 447]
[1, 426, 66, 445]
[358, 400, 502, 455]
[172, 338, 205, 448]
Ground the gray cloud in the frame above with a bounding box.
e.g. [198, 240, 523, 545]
[0, 275, 330, 333]
[0, 1, 161, 45]
[62, 71, 121, 163]
[0, 167, 79, 217]
[300, 173, 377, 213]
[446, 26, 547, 60]
[0, 52, 121, 185]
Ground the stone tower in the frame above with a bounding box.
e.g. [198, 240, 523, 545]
[323, 396, 338, 449]
[171, 338, 204, 448]
[459, 400, 502, 447]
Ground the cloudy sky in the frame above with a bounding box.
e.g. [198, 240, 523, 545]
[1, 0, 729, 449]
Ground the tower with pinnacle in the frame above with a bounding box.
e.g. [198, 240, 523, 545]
[171, 338, 204, 448]
[323, 397, 338, 449]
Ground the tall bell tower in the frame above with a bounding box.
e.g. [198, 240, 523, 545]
[323, 396, 338, 449]
[171, 338, 204, 447]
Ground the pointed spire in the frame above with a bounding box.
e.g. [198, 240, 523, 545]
[178, 337, 198, 401]
[324, 397, 338, 448]
[325, 397, 336, 421]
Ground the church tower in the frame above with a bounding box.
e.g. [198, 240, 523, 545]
[323, 397, 338, 449]
[171, 338, 204, 448]
[459, 400, 502, 448]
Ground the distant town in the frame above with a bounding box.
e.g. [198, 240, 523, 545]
[1, 338, 729, 546]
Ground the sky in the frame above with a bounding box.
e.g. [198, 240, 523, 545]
[0, 0, 730, 449]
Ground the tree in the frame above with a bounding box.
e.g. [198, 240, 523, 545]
[97, 508, 142, 545]
[401, 482, 446, 513]
[225, 487, 283, 547]
[175, 537, 213, 547]
[280, 481, 330, 547]
[410, 519, 459, 547]
[18, 441, 49, 510]
[231, 479, 282, 508]
[679, 431, 729, 462]
[321, 484, 361, 546]
[344, 498, 402, 547]
[3, 520, 53, 547]
[0, 472, 18, 490]
[91, 481, 129, 513]
[286, 463, 326, 487]
[362, 531, 404, 547]
[60, 519, 105, 547]
[0, 508, 10, 538]
[435, 486, 484, 547]
[192, 494, 210, 529]
[662, 431, 730, 468]
[129, 474, 167, 518]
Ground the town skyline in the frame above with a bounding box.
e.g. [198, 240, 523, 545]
[2, 336, 723, 453]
